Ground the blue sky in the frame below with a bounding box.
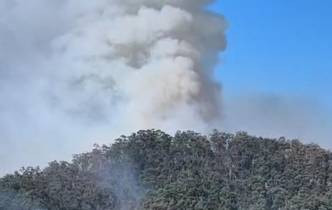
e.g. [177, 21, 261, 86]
[209, 0, 332, 107]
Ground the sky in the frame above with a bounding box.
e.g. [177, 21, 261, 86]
[210, 0, 332, 103]
[0, 0, 331, 175]
[209, 0, 332, 147]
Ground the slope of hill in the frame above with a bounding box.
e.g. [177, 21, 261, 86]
[1, 130, 332, 210]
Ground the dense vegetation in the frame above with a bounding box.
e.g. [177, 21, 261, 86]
[1, 130, 332, 210]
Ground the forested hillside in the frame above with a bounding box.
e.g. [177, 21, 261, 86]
[1, 130, 332, 210]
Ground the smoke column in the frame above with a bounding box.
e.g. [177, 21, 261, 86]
[0, 0, 227, 174]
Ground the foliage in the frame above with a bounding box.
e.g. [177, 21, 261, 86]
[1, 130, 332, 210]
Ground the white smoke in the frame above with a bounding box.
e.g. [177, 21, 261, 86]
[0, 0, 227, 174]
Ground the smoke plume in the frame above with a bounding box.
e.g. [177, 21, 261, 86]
[0, 0, 227, 174]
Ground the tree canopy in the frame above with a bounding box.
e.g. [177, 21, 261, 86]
[1, 130, 332, 210]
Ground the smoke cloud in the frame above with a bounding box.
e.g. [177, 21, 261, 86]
[222, 93, 332, 149]
[0, 0, 227, 174]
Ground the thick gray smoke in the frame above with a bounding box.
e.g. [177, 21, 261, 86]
[0, 0, 227, 175]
